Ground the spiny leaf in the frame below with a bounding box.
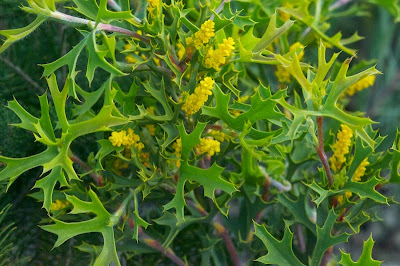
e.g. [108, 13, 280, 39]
[310, 209, 349, 266]
[0, 16, 47, 54]
[163, 122, 236, 224]
[254, 222, 305, 265]
[339, 235, 382, 265]
[41, 190, 121, 266]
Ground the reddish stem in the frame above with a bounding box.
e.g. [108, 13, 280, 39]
[316, 116, 333, 187]
[70, 155, 104, 186]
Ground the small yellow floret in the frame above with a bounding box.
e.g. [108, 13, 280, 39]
[182, 77, 215, 116]
[197, 138, 221, 156]
[186, 20, 215, 50]
[50, 199, 70, 211]
[205, 37, 235, 71]
[145, 124, 156, 136]
[109, 129, 144, 151]
[125, 54, 138, 64]
[337, 190, 352, 205]
[330, 125, 353, 172]
[352, 158, 369, 182]
[173, 138, 182, 167]
[279, 3, 293, 21]
[147, 0, 160, 16]
[176, 41, 186, 60]
[209, 130, 231, 142]
[344, 75, 376, 97]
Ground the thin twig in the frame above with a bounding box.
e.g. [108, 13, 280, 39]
[50, 11, 149, 43]
[213, 217, 242, 266]
[107, 0, 122, 11]
[295, 224, 306, 253]
[316, 116, 333, 187]
[129, 219, 186, 266]
[70, 154, 104, 186]
[0, 57, 45, 94]
[260, 167, 292, 192]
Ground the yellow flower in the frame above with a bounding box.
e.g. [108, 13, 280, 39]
[147, 0, 159, 16]
[173, 138, 182, 167]
[50, 199, 70, 211]
[279, 2, 293, 21]
[330, 125, 353, 172]
[344, 75, 376, 97]
[209, 130, 231, 142]
[109, 129, 144, 151]
[147, 106, 156, 115]
[145, 124, 156, 136]
[196, 138, 221, 156]
[352, 158, 369, 182]
[125, 54, 138, 64]
[337, 191, 352, 205]
[205, 37, 235, 71]
[290, 42, 305, 60]
[186, 20, 215, 50]
[182, 77, 215, 116]
[177, 41, 186, 60]
[275, 65, 291, 83]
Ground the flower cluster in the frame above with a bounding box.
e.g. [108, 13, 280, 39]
[147, 0, 159, 16]
[182, 77, 215, 116]
[109, 128, 144, 151]
[352, 158, 369, 182]
[344, 75, 376, 97]
[205, 37, 235, 71]
[173, 138, 182, 167]
[196, 138, 221, 156]
[50, 199, 70, 211]
[186, 20, 215, 50]
[330, 124, 353, 172]
[337, 191, 353, 205]
[209, 130, 231, 142]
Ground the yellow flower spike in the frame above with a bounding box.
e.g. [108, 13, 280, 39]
[109, 130, 127, 147]
[352, 158, 369, 182]
[147, 0, 160, 17]
[176, 41, 186, 60]
[125, 54, 138, 64]
[173, 138, 182, 167]
[330, 125, 353, 172]
[205, 37, 235, 71]
[344, 75, 376, 97]
[187, 20, 215, 50]
[197, 138, 221, 156]
[50, 199, 70, 211]
[279, 2, 293, 21]
[182, 77, 215, 116]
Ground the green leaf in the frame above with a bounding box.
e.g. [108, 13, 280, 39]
[254, 222, 305, 265]
[278, 193, 316, 233]
[342, 178, 388, 204]
[202, 84, 285, 139]
[311, 209, 349, 266]
[85, 30, 126, 85]
[0, 16, 47, 54]
[339, 235, 382, 265]
[41, 190, 121, 266]
[163, 122, 236, 224]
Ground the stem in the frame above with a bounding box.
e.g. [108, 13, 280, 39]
[70, 154, 104, 186]
[129, 220, 186, 266]
[50, 11, 149, 43]
[210, 0, 226, 20]
[295, 224, 306, 253]
[260, 167, 292, 192]
[107, 0, 122, 11]
[316, 116, 333, 187]
[213, 218, 242, 266]
[329, 0, 352, 11]
[321, 246, 333, 266]
[0, 57, 45, 94]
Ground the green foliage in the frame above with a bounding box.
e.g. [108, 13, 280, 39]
[0, 0, 399, 265]
[339, 235, 383, 265]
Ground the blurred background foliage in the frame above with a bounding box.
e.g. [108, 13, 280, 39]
[0, 0, 400, 264]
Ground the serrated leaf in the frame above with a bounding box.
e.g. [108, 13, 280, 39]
[342, 178, 387, 204]
[0, 16, 47, 54]
[310, 210, 349, 266]
[254, 222, 305, 265]
[339, 235, 382, 265]
[41, 190, 120, 266]
[163, 122, 236, 224]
